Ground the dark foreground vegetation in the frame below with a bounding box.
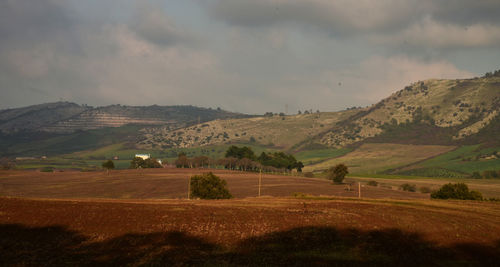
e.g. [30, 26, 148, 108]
[1, 224, 499, 266]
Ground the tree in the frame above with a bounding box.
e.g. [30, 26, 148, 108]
[102, 160, 115, 173]
[431, 183, 483, 200]
[175, 154, 190, 168]
[225, 145, 256, 160]
[190, 172, 232, 199]
[129, 157, 145, 169]
[130, 157, 162, 169]
[296, 161, 304, 172]
[327, 164, 349, 184]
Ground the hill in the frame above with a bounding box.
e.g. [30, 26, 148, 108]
[137, 110, 359, 150]
[137, 75, 499, 151]
[0, 103, 248, 157]
[0, 102, 248, 134]
[318, 75, 500, 148]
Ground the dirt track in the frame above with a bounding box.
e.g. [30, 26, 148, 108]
[0, 168, 428, 199]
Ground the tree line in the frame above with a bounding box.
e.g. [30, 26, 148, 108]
[174, 145, 304, 173]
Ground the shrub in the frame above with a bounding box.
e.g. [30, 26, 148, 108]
[419, 186, 431, 193]
[40, 166, 55, 172]
[327, 164, 349, 184]
[367, 180, 378, 186]
[431, 183, 483, 200]
[303, 172, 314, 178]
[471, 171, 482, 179]
[102, 160, 115, 171]
[400, 183, 416, 192]
[482, 170, 499, 179]
[190, 172, 232, 199]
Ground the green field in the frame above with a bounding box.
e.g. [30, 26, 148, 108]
[14, 142, 279, 170]
[397, 145, 500, 176]
[304, 143, 456, 174]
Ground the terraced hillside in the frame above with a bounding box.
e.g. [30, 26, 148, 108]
[0, 102, 248, 134]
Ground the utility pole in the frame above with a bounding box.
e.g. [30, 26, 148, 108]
[258, 169, 262, 197]
[187, 174, 191, 200]
[358, 182, 361, 199]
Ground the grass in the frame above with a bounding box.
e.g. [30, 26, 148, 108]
[304, 143, 455, 174]
[406, 145, 500, 175]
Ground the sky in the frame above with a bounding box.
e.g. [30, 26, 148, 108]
[1, 0, 500, 114]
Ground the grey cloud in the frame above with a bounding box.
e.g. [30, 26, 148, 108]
[129, 3, 194, 47]
[209, 0, 427, 34]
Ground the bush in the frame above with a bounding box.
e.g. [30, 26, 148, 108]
[431, 183, 483, 200]
[327, 164, 349, 184]
[40, 166, 55, 172]
[130, 157, 162, 169]
[190, 172, 232, 199]
[400, 183, 416, 192]
[102, 160, 115, 171]
[471, 171, 482, 179]
[303, 172, 314, 178]
[419, 186, 431, 193]
[367, 180, 378, 186]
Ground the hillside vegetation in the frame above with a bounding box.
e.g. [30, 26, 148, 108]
[138, 110, 359, 150]
[138, 75, 499, 152]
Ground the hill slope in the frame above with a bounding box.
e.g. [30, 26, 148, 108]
[138, 75, 500, 151]
[0, 102, 248, 134]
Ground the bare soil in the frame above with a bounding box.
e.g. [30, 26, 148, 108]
[0, 168, 429, 200]
[1, 197, 499, 266]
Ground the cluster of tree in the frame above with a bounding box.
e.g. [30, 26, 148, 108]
[431, 183, 483, 200]
[471, 170, 500, 179]
[483, 69, 500, 78]
[174, 146, 304, 173]
[129, 157, 162, 169]
[190, 172, 232, 199]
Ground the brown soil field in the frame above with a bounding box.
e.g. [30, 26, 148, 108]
[0, 168, 429, 200]
[1, 197, 499, 266]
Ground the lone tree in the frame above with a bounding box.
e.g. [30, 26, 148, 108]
[327, 164, 349, 184]
[190, 172, 232, 199]
[102, 160, 115, 173]
[431, 183, 483, 200]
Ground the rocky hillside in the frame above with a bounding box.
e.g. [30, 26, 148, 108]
[0, 102, 248, 134]
[318, 75, 500, 148]
[138, 74, 500, 150]
[137, 110, 359, 150]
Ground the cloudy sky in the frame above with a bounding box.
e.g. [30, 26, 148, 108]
[1, 0, 499, 114]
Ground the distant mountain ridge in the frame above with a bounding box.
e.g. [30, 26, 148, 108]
[0, 102, 249, 134]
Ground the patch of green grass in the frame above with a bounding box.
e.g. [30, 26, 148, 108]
[416, 145, 500, 174]
[395, 167, 468, 178]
